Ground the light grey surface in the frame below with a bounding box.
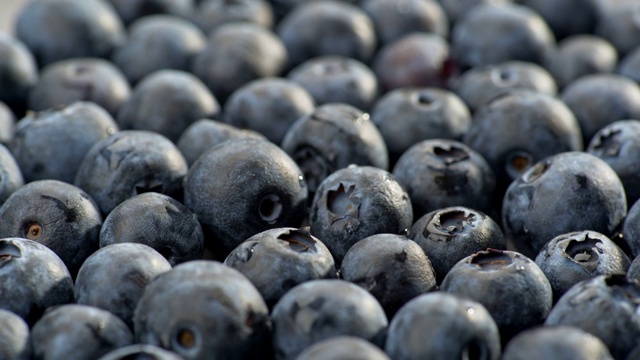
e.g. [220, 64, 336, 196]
[0, 0, 27, 35]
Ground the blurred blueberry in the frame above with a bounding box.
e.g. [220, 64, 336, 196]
[98, 344, 185, 360]
[620, 197, 640, 258]
[516, 0, 598, 39]
[629, 254, 640, 282]
[0, 102, 15, 145]
[439, 0, 512, 25]
[106, 0, 194, 25]
[0, 34, 38, 116]
[0, 144, 23, 205]
[618, 46, 640, 83]
[0, 309, 30, 360]
[595, 2, 640, 57]
[192, 0, 274, 33]
[295, 336, 389, 360]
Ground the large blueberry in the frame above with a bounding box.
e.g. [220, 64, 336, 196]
[134, 260, 271, 360]
[0, 309, 30, 360]
[224, 226, 336, 308]
[385, 292, 501, 360]
[295, 336, 389, 360]
[0, 144, 23, 205]
[184, 138, 307, 258]
[309, 165, 413, 264]
[502, 151, 627, 258]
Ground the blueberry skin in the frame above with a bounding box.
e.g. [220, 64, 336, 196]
[309, 165, 413, 265]
[27, 57, 131, 117]
[295, 336, 389, 360]
[339, 233, 437, 318]
[588, 120, 640, 206]
[0, 102, 15, 145]
[502, 151, 627, 258]
[134, 260, 271, 360]
[224, 227, 336, 309]
[370, 87, 471, 165]
[280, 103, 388, 196]
[439, 0, 511, 25]
[392, 139, 496, 217]
[0, 309, 30, 360]
[176, 119, 266, 167]
[410, 206, 506, 284]
[440, 249, 553, 344]
[501, 325, 613, 360]
[15, 0, 126, 67]
[618, 46, 640, 83]
[112, 15, 206, 85]
[0, 34, 38, 115]
[546, 35, 618, 89]
[535, 230, 631, 302]
[10, 101, 119, 184]
[628, 255, 640, 282]
[224, 77, 315, 145]
[0, 144, 24, 205]
[98, 344, 184, 360]
[0, 238, 74, 326]
[192, 0, 274, 34]
[451, 3, 555, 71]
[451, 61, 558, 113]
[74, 130, 189, 216]
[271, 279, 388, 360]
[517, 0, 598, 40]
[116, 70, 219, 143]
[545, 275, 640, 360]
[30, 304, 134, 360]
[287, 56, 378, 112]
[385, 292, 501, 360]
[0, 180, 103, 277]
[107, 0, 194, 25]
[595, 2, 640, 57]
[184, 138, 307, 258]
[75, 243, 172, 329]
[620, 198, 640, 258]
[560, 74, 640, 144]
[275, 0, 377, 69]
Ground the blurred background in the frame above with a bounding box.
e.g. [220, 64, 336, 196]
[0, 0, 26, 34]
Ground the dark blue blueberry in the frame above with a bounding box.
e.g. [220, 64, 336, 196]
[271, 279, 388, 360]
[116, 70, 219, 143]
[595, 2, 640, 57]
[309, 165, 413, 265]
[192, 0, 274, 34]
[184, 138, 307, 258]
[0, 237, 74, 326]
[517, 0, 598, 39]
[75, 243, 172, 329]
[0, 180, 103, 277]
[385, 292, 501, 360]
[224, 226, 336, 308]
[392, 139, 496, 217]
[74, 130, 189, 216]
[535, 230, 631, 302]
[0, 309, 30, 360]
[98, 344, 184, 360]
[441, 249, 553, 344]
[134, 260, 271, 360]
[620, 197, 640, 258]
[545, 275, 640, 360]
[27, 57, 132, 117]
[0, 34, 38, 116]
[439, 0, 511, 25]
[502, 152, 627, 258]
[100, 192, 205, 265]
[295, 336, 389, 360]
[30, 304, 134, 360]
[112, 15, 206, 85]
[0, 144, 23, 205]
[409, 206, 506, 284]
[223, 77, 315, 144]
[0, 102, 16, 145]
[106, 0, 194, 25]
[9, 101, 119, 183]
[340, 233, 437, 318]
[618, 46, 640, 83]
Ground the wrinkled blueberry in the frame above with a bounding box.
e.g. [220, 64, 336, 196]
[295, 336, 389, 360]
[192, 0, 273, 34]
[0, 144, 23, 205]
[0, 309, 30, 360]
[98, 344, 184, 360]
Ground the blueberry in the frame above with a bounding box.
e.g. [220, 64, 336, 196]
[27, 57, 132, 117]
[535, 230, 631, 302]
[0, 309, 30, 360]
[271, 279, 388, 360]
[409, 206, 506, 284]
[501, 325, 613, 360]
[0, 102, 16, 145]
[288, 56, 378, 111]
[628, 254, 640, 282]
[98, 344, 184, 360]
[439, 0, 511, 25]
[10, 101, 119, 183]
[184, 138, 307, 258]
[0, 144, 23, 205]
[502, 151, 627, 258]
[340, 233, 437, 318]
[0, 180, 103, 277]
[516, 0, 598, 39]
[619, 197, 640, 258]
[176, 118, 266, 167]
[595, 2, 640, 57]
[30, 304, 134, 360]
[545, 275, 640, 360]
[134, 260, 271, 359]
[588, 120, 640, 206]
[15, 0, 126, 67]
[370, 87, 471, 165]
[224, 226, 336, 308]
[116, 70, 219, 143]
[385, 292, 501, 360]
[0, 34, 38, 116]
[280, 103, 388, 196]
[309, 165, 413, 264]
[74, 130, 189, 215]
[112, 15, 206, 85]
[392, 139, 496, 217]
[441, 249, 553, 344]
[192, 0, 274, 34]
[0, 237, 74, 325]
[224, 77, 315, 144]
[100, 192, 204, 265]
[618, 46, 640, 83]
[106, 0, 194, 25]
[295, 336, 390, 360]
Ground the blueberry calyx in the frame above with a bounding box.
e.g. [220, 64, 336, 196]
[0, 240, 21, 266]
[562, 234, 603, 273]
[293, 146, 328, 191]
[277, 227, 317, 253]
[521, 160, 549, 183]
[490, 68, 518, 87]
[327, 182, 360, 224]
[172, 325, 200, 353]
[258, 194, 283, 224]
[25, 222, 43, 240]
[462, 338, 488, 360]
[425, 209, 476, 242]
[413, 91, 440, 109]
[470, 249, 513, 270]
[605, 275, 640, 304]
[590, 128, 622, 158]
[505, 151, 534, 179]
[432, 144, 470, 165]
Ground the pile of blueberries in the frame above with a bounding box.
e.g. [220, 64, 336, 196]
[2, 0, 640, 359]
